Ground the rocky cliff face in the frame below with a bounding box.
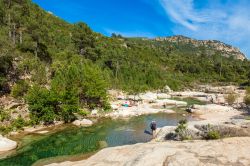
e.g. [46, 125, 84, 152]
[155, 36, 247, 60]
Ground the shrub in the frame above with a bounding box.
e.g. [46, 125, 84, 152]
[245, 87, 250, 106]
[246, 87, 250, 94]
[26, 85, 57, 124]
[0, 125, 13, 135]
[11, 116, 26, 130]
[0, 108, 11, 122]
[206, 130, 220, 140]
[78, 109, 89, 116]
[175, 119, 191, 140]
[244, 95, 250, 106]
[26, 84, 79, 124]
[199, 124, 221, 140]
[225, 93, 238, 105]
[11, 80, 29, 98]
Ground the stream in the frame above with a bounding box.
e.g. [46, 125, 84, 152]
[0, 113, 196, 166]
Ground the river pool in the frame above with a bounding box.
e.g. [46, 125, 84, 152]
[0, 113, 196, 166]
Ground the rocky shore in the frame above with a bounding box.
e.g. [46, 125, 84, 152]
[0, 136, 17, 154]
[48, 137, 250, 166]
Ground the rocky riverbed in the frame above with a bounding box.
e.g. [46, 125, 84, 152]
[46, 85, 250, 166]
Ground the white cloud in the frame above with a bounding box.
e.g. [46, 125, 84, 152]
[160, 0, 250, 57]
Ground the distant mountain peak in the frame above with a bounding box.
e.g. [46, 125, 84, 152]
[154, 36, 246, 60]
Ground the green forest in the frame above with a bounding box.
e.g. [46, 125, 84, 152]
[0, 0, 249, 125]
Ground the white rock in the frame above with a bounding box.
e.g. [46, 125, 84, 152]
[193, 104, 235, 112]
[170, 91, 207, 97]
[47, 137, 250, 166]
[72, 119, 93, 126]
[155, 99, 187, 106]
[139, 92, 158, 101]
[91, 109, 98, 115]
[36, 130, 49, 134]
[157, 93, 171, 99]
[111, 104, 120, 110]
[0, 136, 17, 152]
[163, 85, 173, 93]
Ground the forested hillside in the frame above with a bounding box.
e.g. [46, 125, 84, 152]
[0, 0, 249, 125]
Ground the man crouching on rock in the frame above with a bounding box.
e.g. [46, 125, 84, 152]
[150, 121, 157, 138]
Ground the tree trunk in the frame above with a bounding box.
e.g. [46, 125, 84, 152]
[7, 0, 11, 8]
[8, 13, 11, 40]
[12, 23, 16, 45]
[35, 41, 38, 57]
[115, 60, 119, 79]
[219, 59, 222, 78]
[19, 30, 22, 44]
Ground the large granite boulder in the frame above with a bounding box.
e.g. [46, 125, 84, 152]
[72, 119, 93, 127]
[0, 135, 17, 152]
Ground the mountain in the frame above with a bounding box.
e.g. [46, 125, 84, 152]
[154, 36, 246, 60]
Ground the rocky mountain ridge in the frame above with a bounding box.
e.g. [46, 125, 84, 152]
[155, 35, 247, 60]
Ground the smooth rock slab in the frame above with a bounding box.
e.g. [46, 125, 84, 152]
[72, 119, 93, 126]
[47, 137, 250, 166]
[155, 99, 187, 106]
[0, 136, 17, 152]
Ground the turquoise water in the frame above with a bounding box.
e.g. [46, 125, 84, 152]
[0, 113, 194, 166]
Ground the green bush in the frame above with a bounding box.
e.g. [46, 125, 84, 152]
[0, 108, 11, 122]
[11, 80, 29, 98]
[244, 87, 250, 105]
[12, 116, 26, 130]
[0, 125, 13, 135]
[206, 130, 221, 140]
[244, 95, 250, 106]
[175, 119, 191, 140]
[78, 109, 89, 116]
[225, 93, 238, 105]
[0, 115, 27, 135]
[246, 87, 250, 94]
[26, 85, 57, 124]
[26, 83, 79, 124]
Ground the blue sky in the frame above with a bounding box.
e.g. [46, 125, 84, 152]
[33, 0, 250, 58]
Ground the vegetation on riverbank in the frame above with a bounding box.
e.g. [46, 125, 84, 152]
[244, 87, 250, 105]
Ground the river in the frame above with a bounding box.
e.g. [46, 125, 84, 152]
[0, 113, 196, 166]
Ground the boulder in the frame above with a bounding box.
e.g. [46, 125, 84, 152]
[139, 92, 158, 101]
[36, 130, 49, 134]
[192, 104, 235, 112]
[91, 109, 98, 115]
[111, 104, 119, 110]
[72, 119, 93, 127]
[162, 85, 173, 93]
[155, 99, 187, 106]
[157, 93, 171, 99]
[0, 136, 17, 152]
[155, 126, 176, 141]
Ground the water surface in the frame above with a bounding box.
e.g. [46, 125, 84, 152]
[0, 113, 195, 166]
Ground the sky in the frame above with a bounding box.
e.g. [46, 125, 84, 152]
[32, 0, 250, 58]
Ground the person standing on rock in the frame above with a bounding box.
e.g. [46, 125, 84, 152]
[150, 121, 157, 138]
